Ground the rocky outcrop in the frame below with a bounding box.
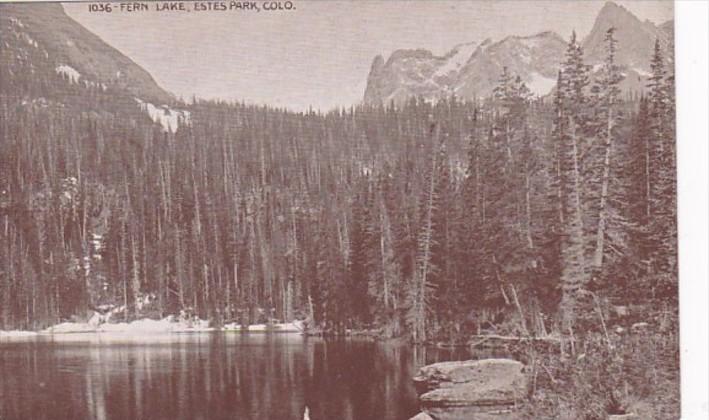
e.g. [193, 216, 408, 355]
[0, 3, 190, 132]
[581, 1, 673, 94]
[363, 1, 674, 106]
[1, 3, 174, 104]
[582, 2, 671, 70]
[363, 33, 565, 106]
[412, 359, 528, 420]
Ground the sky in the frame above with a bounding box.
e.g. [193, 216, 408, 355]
[62, 0, 673, 111]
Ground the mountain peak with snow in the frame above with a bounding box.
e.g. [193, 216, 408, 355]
[2, 3, 173, 104]
[1, 2, 189, 132]
[363, 2, 673, 106]
[363, 30, 566, 106]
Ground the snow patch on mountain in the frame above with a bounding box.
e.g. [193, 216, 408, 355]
[518, 35, 543, 50]
[632, 67, 651, 77]
[135, 98, 190, 132]
[55, 64, 80, 83]
[82, 80, 108, 91]
[364, 2, 670, 105]
[365, 31, 566, 105]
[435, 42, 477, 77]
[527, 72, 556, 96]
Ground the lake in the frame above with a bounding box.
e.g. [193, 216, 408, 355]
[0, 333, 479, 420]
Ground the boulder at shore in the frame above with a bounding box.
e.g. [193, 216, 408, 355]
[413, 359, 528, 420]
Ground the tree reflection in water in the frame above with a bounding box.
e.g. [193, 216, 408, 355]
[0, 334, 485, 420]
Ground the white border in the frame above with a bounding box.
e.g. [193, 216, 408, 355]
[676, 1, 709, 419]
[0, 0, 707, 417]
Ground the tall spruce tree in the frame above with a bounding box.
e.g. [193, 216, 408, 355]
[591, 27, 625, 273]
[557, 31, 592, 331]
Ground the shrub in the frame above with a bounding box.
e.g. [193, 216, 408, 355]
[523, 328, 679, 419]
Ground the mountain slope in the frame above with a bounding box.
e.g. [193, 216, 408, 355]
[583, 1, 671, 69]
[363, 42, 480, 106]
[1, 3, 187, 131]
[363, 1, 673, 106]
[454, 32, 566, 100]
[364, 32, 565, 106]
[582, 2, 673, 93]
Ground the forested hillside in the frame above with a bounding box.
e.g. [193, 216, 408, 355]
[1, 28, 676, 347]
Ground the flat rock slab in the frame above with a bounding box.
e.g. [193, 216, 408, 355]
[421, 381, 527, 407]
[409, 412, 434, 420]
[415, 359, 528, 420]
[414, 358, 526, 391]
[423, 405, 523, 420]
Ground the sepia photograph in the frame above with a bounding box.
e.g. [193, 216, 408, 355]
[0, 1, 705, 419]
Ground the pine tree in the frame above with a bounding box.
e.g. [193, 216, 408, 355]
[407, 125, 443, 343]
[367, 182, 403, 335]
[348, 181, 374, 326]
[591, 27, 624, 272]
[645, 39, 677, 301]
[557, 31, 592, 331]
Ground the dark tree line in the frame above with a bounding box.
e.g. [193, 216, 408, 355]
[1, 31, 676, 340]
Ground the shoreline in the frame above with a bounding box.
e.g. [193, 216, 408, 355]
[1, 317, 306, 338]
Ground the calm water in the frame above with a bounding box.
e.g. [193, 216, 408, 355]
[0, 333, 480, 420]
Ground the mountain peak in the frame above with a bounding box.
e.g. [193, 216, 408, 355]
[363, 29, 566, 105]
[2, 2, 173, 104]
[582, 0, 670, 67]
[594, 1, 640, 31]
[1, 2, 190, 132]
[362, 1, 672, 105]
[370, 55, 385, 74]
[599, 1, 627, 14]
[387, 48, 435, 64]
[495, 31, 565, 50]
